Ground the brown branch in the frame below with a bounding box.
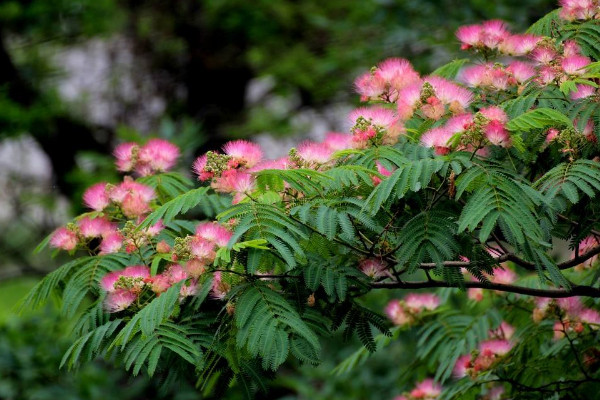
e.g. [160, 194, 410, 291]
[371, 280, 600, 298]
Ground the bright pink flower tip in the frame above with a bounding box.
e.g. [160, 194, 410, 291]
[50, 227, 78, 251]
[323, 132, 353, 151]
[375, 57, 420, 91]
[490, 266, 517, 284]
[114, 142, 138, 172]
[484, 120, 511, 147]
[223, 140, 263, 168]
[349, 107, 398, 128]
[453, 354, 472, 378]
[122, 265, 150, 279]
[189, 237, 216, 262]
[506, 61, 536, 84]
[410, 379, 442, 398]
[456, 24, 483, 47]
[359, 258, 388, 279]
[77, 216, 115, 239]
[479, 339, 513, 356]
[99, 231, 123, 255]
[137, 138, 180, 175]
[100, 271, 122, 292]
[83, 182, 110, 211]
[192, 155, 213, 181]
[480, 106, 508, 124]
[385, 299, 410, 326]
[195, 222, 232, 247]
[404, 293, 440, 311]
[561, 55, 591, 75]
[104, 289, 137, 313]
[581, 308, 600, 325]
[297, 141, 334, 164]
[571, 84, 596, 100]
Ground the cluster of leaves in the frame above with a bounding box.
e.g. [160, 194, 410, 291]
[24, 2, 600, 399]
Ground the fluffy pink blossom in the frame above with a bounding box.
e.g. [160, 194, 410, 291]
[420, 127, 453, 155]
[196, 222, 232, 247]
[404, 293, 440, 312]
[531, 47, 558, 65]
[562, 55, 591, 75]
[426, 76, 473, 111]
[484, 120, 511, 147]
[499, 34, 542, 55]
[149, 273, 171, 294]
[136, 138, 180, 175]
[563, 40, 582, 57]
[359, 258, 388, 279]
[559, 0, 597, 21]
[223, 140, 263, 168]
[456, 24, 483, 49]
[180, 279, 199, 298]
[212, 169, 241, 193]
[375, 58, 421, 92]
[506, 61, 536, 84]
[50, 227, 78, 251]
[581, 308, 600, 325]
[409, 379, 442, 399]
[480, 106, 508, 124]
[479, 339, 513, 356]
[192, 154, 213, 181]
[461, 64, 494, 88]
[104, 290, 138, 313]
[77, 216, 115, 238]
[189, 237, 217, 262]
[231, 172, 256, 204]
[546, 128, 560, 142]
[109, 179, 156, 218]
[323, 132, 353, 151]
[99, 231, 123, 255]
[480, 20, 510, 49]
[453, 354, 472, 378]
[122, 265, 151, 280]
[558, 297, 584, 316]
[166, 264, 188, 284]
[354, 71, 386, 101]
[489, 266, 517, 284]
[184, 259, 206, 279]
[385, 300, 411, 326]
[297, 141, 334, 164]
[397, 82, 423, 120]
[100, 271, 122, 292]
[211, 271, 230, 299]
[372, 161, 394, 185]
[114, 142, 138, 172]
[537, 66, 557, 85]
[571, 84, 596, 100]
[349, 107, 398, 129]
[248, 157, 289, 172]
[490, 321, 515, 340]
[83, 182, 110, 211]
[468, 288, 484, 302]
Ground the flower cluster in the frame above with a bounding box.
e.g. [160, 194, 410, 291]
[559, 0, 600, 21]
[114, 138, 180, 176]
[385, 293, 441, 326]
[532, 297, 600, 337]
[394, 379, 442, 400]
[453, 321, 515, 378]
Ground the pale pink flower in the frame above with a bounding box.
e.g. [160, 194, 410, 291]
[546, 128, 560, 142]
[420, 127, 453, 155]
[558, 297, 584, 316]
[404, 293, 440, 312]
[571, 84, 596, 100]
[100, 271, 122, 292]
[180, 279, 199, 298]
[212, 169, 241, 193]
[531, 47, 558, 65]
[122, 265, 151, 280]
[248, 157, 289, 172]
[297, 141, 334, 164]
[376, 58, 421, 91]
[143, 219, 164, 237]
[409, 379, 442, 399]
[453, 354, 472, 378]
[562, 55, 591, 75]
[484, 120, 511, 147]
[461, 64, 494, 88]
[211, 271, 230, 299]
[136, 138, 180, 175]
[354, 71, 386, 101]
[166, 264, 188, 284]
[397, 82, 423, 120]
[559, 0, 596, 21]
[499, 34, 542, 55]
[323, 132, 353, 151]
[104, 289, 137, 313]
[120, 193, 152, 218]
[77, 216, 115, 238]
[537, 66, 557, 85]
[385, 300, 411, 326]
[372, 161, 394, 185]
[479, 339, 513, 356]
[149, 273, 171, 294]
[456, 24, 483, 49]
[109, 179, 156, 217]
[231, 172, 256, 204]
[99, 231, 123, 255]
[489, 266, 517, 284]
[192, 154, 213, 181]
[563, 40, 582, 57]
[581, 308, 600, 325]
[426, 76, 473, 110]
[50, 227, 78, 251]
[490, 321, 515, 340]
[349, 107, 398, 128]
[189, 237, 217, 262]
[480, 106, 508, 124]
[223, 140, 263, 168]
[359, 258, 388, 279]
[480, 20, 510, 49]
[468, 287, 484, 301]
[506, 61, 536, 84]
[114, 142, 138, 172]
[575, 118, 596, 142]
[83, 182, 110, 211]
[184, 259, 206, 279]
[196, 222, 232, 247]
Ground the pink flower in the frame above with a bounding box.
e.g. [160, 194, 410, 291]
[571, 84, 596, 100]
[404, 293, 440, 312]
[456, 24, 483, 49]
[537, 66, 557, 85]
[349, 107, 399, 129]
[83, 182, 110, 211]
[480, 106, 508, 124]
[483, 120, 511, 147]
[426, 76, 473, 111]
[149, 273, 171, 294]
[100, 271, 122, 292]
[166, 264, 188, 284]
[461, 64, 493, 88]
[489, 267, 516, 284]
[77, 216, 115, 238]
[558, 297, 584, 316]
[375, 58, 421, 92]
[50, 227, 78, 251]
[192, 154, 213, 181]
[499, 34, 542, 55]
[561, 55, 591, 75]
[453, 354, 472, 378]
[354, 71, 386, 101]
[479, 339, 513, 356]
[99, 231, 123, 255]
[109, 179, 156, 218]
[297, 141, 334, 164]
[480, 20, 510, 49]
[359, 258, 388, 279]
[248, 157, 289, 172]
[231, 172, 256, 204]
[531, 47, 558, 65]
[546, 128, 560, 142]
[409, 379, 442, 399]
[559, 0, 596, 21]
[104, 289, 137, 313]
[385, 300, 411, 325]
[468, 288, 484, 302]
[563, 40, 582, 57]
[506, 61, 536, 84]
[189, 237, 217, 262]
[196, 222, 232, 247]
[223, 140, 263, 168]
[211, 271, 230, 299]
[122, 265, 151, 279]
[420, 127, 453, 155]
[184, 259, 206, 279]
[397, 82, 423, 120]
[581, 308, 600, 325]
[180, 279, 199, 298]
[114, 142, 138, 172]
[323, 132, 353, 151]
[136, 138, 180, 175]
[490, 321, 515, 340]
[372, 161, 394, 185]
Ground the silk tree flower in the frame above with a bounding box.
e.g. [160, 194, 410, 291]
[100, 265, 150, 294]
[189, 237, 217, 263]
[489, 321, 515, 340]
[136, 138, 180, 175]
[488, 266, 517, 285]
[99, 231, 123, 255]
[571, 84, 596, 100]
[248, 157, 289, 173]
[192, 154, 213, 181]
[50, 227, 78, 251]
[359, 258, 388, 279]
[354, 57, 420, 101]
[506, 61, 536, 84]
[498, 34, 542, 56]
[195, 222, 232, 248]
[296, 141, 334, 165]
[223, 140, 263, 168]
[426, 76, 473, 114]
[420, 127, 453, 155]
[480, 106, 508, 124]
[211, 169, 244, 193]
[104, 290, 138, 313]
[372, 161, 394, 186]
[453, 354, 472, 378]
[404, 293, 440, 312]
[581, 308, 600, 326]
[559, 0, 597, 21]
[456, 24, 483, 50]
[323, 132, 353, 152]
[409, 378, 442, 399]
[77, 216, 116, 239]
[184, 259, 207, 280]
[484, 120, 511, 147]
[456, 20, 510, 51]
[460, 64, 494, 88]
[530, 46, 558, 65]
[561, 55, 591, 75]
[114, 142, 138, 172]
[385, 300, 411, 326]
[108, 178, 156, 218]
[473, 339, 514, 371]
[83, 182, 110, 211]
[211, 271, 231, 299]
[148, 273, 171, 294]
[563, 40, 583, 57]
[397, 82, 423, 120]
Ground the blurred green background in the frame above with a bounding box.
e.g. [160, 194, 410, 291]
[0, 0, 555, 398]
